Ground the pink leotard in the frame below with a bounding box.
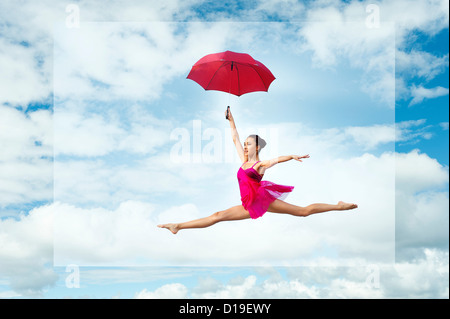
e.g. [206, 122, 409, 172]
[237, 161, 294, 219]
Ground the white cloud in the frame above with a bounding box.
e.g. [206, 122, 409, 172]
[53, 21, 239, 103]
[396, 190, 449, 255]
[53, 157, 206, 208]
[191, 275, 262, 299]
[52, 150, 397, 267]
[52, 200, 203, 266]
[263, 0, 448, 106]
[1, 0, 448, 299]
[133, 249, 448, 298]
[1, 143, 445, 296]
[0, 38, 51, 106]
[54, 23, 174, 102]
[343, 120, 437, 150]
[396, 119, 434, 145]
[295, 2, 396, 105]
[0, 0, 203, 107]
[440, 122, 449, 130]
[409, 85, 449, 106]
[0, 106, 53, 207]
[135, 283, 189, 299]
[54, 103, 172, 157]
[395, 149, 449, 195]
[344, 124, 395, 150]
[396, 49, 449, 104]
[395, 150, 449, 257]
[396, 50, 449, 81]
[56, 119, 450, 267]
[0, 204, 57, 297]
[255, 0, 306, 21]
[0, 106, 52, 161]
[1, 0, 447, 110]
[269, 120, 435, 153]
[49, 146, 448, 269]
[383, 0, 449, 39]
[388, 249, 449, 298]
[54, 110, 125, 157]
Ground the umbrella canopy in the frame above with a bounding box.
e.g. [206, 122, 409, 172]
[186, 50, 275, 97]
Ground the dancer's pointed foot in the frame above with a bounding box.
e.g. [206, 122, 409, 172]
[338, 201, 358, 210]
[157, 223, 179, 234]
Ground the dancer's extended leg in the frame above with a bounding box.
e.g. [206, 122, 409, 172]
[158, 205, 250, 234]
[268, 199, 357, 217]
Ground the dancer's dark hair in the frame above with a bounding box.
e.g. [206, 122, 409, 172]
[248, 134, 266, 153]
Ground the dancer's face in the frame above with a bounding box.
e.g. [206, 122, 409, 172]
[244, 137, 258, 157]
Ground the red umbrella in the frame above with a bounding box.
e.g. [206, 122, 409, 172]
[187, 50, 276, 97]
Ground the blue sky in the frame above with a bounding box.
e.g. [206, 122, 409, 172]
[0, 0, 448, 299]
[395, 28, 449, 165]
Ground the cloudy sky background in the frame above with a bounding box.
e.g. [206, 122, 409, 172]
[0, 0, 448, 298]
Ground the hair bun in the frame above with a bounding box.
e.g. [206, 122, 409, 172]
[249, 134, 267, 150]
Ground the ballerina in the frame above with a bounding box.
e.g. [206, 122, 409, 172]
[158, 107, 357, 234]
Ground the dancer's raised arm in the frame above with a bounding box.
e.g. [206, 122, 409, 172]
[226, 107, 245, 163]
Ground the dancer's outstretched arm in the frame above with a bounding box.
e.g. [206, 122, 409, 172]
[260, 154, 310, 170]
[226, 108, 245, 163]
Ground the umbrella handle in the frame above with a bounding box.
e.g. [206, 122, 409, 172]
[226, 106, 230, 120]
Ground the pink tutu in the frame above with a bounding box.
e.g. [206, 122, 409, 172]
[237, 161, 294, 219]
